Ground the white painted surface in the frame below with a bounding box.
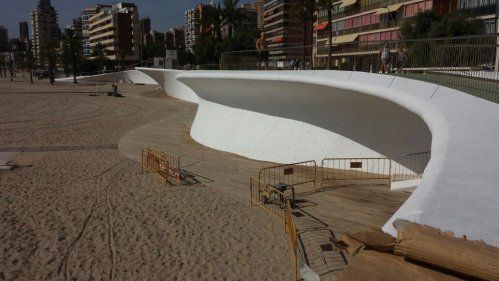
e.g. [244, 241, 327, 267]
[391, 179, 420, 192]
[135, 68, 198, 103]
[55, 70, 158, 85]
[162, 70, 499, 248]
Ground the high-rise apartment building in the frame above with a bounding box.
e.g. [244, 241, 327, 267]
[254, 0, 265, 30]
[172, 27, 186, 50]
[165, 27, 185, 50]
[31, 0, 61, 61]
[312, 0, 486, 69]
[263, 0, 306, 60]
[88, 3, 140, 61]
[19, 22, 29, 43]
[222, 3, 259, 39]
[140, 18, 153, 46]
[457, 0, 496, 34]
[185, 3, 212, 51]
[81, 6, 107, 56]
[67, 17, 83, 39]
[18, 22, 30, 52]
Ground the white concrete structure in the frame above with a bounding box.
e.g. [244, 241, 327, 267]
[55, 70, 157, 85]
[135, 68, 198, 103]
[137, 68, 499, 248]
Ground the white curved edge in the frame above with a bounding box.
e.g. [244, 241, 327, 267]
[55, 70, 158, 85]
[135, 68, 199, 103]
[172, 70, 499, 248]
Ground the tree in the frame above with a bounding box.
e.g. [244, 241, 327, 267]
[93, 43, 107, 73]
[203, 3, 224, 41]
[117, 48, 131, 69]
[316, 0, 335, 70]
[40, 43, 57, 85]
[61, 29, 82, 83]
[400, 10, 485, 39]
[24, 51, 34, 84]
[220, 0, 243, 38]
[292, 0, 315, 69]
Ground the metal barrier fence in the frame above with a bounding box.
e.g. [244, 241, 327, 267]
[258, 160, 318, 192]
[321, 158, 392, 189]
[285, 200, 298, 281]
[154, 148, 182, 184]
[391, 151, 431, 182]
[141, 148, 170, 188]
[141, 147, 182, 187]
[221, 34, 499, 104]
[249, 177, 288, 222]
[249, 176, 298, 281]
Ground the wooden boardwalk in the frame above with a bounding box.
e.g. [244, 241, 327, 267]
[119, 91, 411, 281]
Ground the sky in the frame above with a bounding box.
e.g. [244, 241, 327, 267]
[0, 0, 208, 38]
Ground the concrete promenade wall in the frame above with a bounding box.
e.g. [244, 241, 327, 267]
[55, 70, 158, 85]
[136, 69, 499, 248]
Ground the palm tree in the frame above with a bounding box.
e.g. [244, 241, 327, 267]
[66, 29, 82, 83]
[220, 0, 243, 38]
[93, 43, 107, 73]
[292, 0, 315, 69]
[23, 51, 35, 84]
[203, 3, 224, 41]
[117, 48, 131, 70]
[40, 43, 57, 85]
[316, 0, 335, 69]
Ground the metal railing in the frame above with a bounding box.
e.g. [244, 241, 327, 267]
[258, 160, 318, 192]
[285, 200, 298, 281]
[249, 177, 298, 281]
[321, 158, 392, 189]
[320, 152, 431, 188]
[391, 151, 430, 182]
[221, 34, 499, 104]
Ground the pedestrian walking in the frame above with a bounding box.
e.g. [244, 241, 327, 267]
[379, 42, 390, 74]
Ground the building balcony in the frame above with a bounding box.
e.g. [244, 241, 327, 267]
[459, 4, 496, 17]
[324, 0, 420, 22]
[316, 20, 401, 40]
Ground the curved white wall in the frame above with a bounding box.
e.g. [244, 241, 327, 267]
[135, 68, 198, 103]
[165, 70, 499, 248]
[55, 70, 158, 85]
[189, 79, 432, 165]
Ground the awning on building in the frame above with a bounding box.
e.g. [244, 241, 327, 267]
[272, 36, 284, 43]
[331, 33, 359, 44]
[314, 22, 329, 31]
[340, 0, 358, 8]
[375, 3, 404, 15]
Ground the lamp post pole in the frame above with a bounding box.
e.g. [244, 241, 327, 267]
[495, 0, 498, 73]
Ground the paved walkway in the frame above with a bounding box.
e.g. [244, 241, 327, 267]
[118, 94, 410, 280]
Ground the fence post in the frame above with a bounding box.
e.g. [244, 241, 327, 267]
[389, 159, 393, 189]
[141, 148, 144, 174]
[249, 178, 253, 206]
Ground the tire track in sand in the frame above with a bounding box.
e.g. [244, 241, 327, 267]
[105, 161, 133, 281]
[59, 160, 128, 281]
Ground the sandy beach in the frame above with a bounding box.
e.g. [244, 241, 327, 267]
[0, 78, 291, 280]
